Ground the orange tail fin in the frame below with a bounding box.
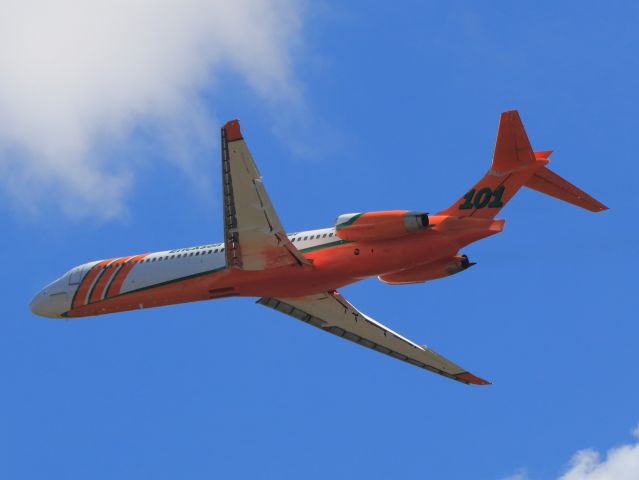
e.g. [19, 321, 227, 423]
[439, 111, 608, 218]
[439, 110, 545, 219]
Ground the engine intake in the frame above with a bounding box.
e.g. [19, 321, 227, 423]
[335, 210, 429, 242]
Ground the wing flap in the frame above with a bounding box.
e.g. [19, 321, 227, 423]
[258, 292, 490, 385]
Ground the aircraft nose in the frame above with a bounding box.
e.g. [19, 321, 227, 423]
[29, 288, 69, 319]
[30, 290, 49, 317]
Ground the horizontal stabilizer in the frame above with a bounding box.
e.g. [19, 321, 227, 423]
[524, 166, 608, 212]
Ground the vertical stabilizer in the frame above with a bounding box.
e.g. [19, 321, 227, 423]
[439, 111, 545, 219]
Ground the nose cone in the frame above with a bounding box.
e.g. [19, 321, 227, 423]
[30, 278, 71, 318]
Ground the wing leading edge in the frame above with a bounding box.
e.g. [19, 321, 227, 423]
[221, 120, 309, 270]
[258, 292, 490, 385]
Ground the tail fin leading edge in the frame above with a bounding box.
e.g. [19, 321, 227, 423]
[438, 111, 607, 218]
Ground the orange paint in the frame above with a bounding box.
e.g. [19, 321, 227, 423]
[89, 256, 133, 303]
[106, 254, 148, 298]
[525, 166, 608, 212]
[71, 258, 115, 309]
[224, 119, 242, 141]
[379, 254, 471, 284]
[336, 210, 428, 242]
[455, 372, 491, 385]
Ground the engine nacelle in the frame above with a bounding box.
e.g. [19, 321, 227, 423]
[334, 210, 429, 242]
[378, 255, 474, 285]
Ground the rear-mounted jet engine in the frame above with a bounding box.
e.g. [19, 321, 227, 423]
[334, 210, 429, 242]
[379, 254, 475, 285]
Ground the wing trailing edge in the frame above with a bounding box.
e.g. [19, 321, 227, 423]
[258, 292, 490, 385]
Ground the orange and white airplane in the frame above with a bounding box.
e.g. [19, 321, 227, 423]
[30, 111, 607, 385]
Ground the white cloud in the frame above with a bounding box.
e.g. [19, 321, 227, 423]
[0, 0, 303, 220]
[558, 425, 639, 480]
[503, 424, 639, 480]
[502, 469, 528, 480]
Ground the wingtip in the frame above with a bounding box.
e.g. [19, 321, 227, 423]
[590, 201, 609, 212]
[224, 119, 243, 142]
[455, 372, 492, 386]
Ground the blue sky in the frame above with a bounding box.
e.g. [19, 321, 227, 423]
[2, 1, 639, 479]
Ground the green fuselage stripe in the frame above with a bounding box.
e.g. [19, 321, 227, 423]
[299, 239, 351, 253]
[335, 213, 363, 230]
[76, 237, 349, 309]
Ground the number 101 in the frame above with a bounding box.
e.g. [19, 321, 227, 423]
[459, 186, 505, 210]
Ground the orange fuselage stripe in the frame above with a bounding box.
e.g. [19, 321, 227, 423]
[72, 259, 115, 309]
[106, 254, 148, 298]
[89, 257, 133, 304]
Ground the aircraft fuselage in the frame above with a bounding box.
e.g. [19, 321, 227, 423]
[30, 215, 502, 318]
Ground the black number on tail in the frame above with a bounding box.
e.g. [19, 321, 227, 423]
[488, 185, 505, 208]
[459, 189, 476, 210]
[459, 185, 506, 210]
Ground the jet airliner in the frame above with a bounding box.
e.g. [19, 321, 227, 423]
[30, 111, 607, 385]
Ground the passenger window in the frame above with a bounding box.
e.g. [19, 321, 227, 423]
[304, 236, 308, 240]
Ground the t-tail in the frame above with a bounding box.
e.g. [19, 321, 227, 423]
[438, 110, 608, 219]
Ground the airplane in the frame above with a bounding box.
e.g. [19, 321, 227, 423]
[30, 111, 607, 385]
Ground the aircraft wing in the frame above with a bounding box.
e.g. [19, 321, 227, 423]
[221, 120, 309, 270]
[257, 292, 490, 385]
